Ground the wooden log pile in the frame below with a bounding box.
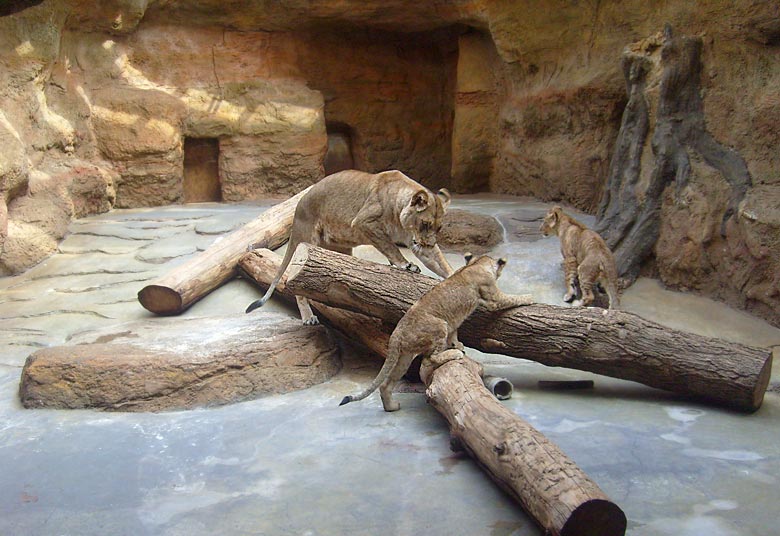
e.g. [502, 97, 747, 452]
[240, 249, 627, 536]
[282, 244, 772, 413]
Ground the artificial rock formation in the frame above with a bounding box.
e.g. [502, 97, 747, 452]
[1, 1, 779, 327]
[19, 314, 341, 412]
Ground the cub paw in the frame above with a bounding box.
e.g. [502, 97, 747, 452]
[383, 401, 401, 412]
[563, 292, 576, 303]
[303, 316, 320, 326]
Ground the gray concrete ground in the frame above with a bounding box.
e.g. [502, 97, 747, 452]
[1, 195, 779, 536]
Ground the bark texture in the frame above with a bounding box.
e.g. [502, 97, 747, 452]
[137, 186, 311, 315]
[241, 248, 626, 536]
[284, 244, 772, 412]
[19, 315, 340, 411]
[423, 350, 626, 536]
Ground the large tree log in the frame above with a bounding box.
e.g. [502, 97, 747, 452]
[19, 314, 340, 412]
[240, 249, 626, 535]
[283, 244, 772, 412]
[238, 249, 391, 357]
[422, 350, 626, 536]
[137, 186, 312, 315]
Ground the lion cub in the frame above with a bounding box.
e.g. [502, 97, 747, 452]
[539, 206, 620, 309]
[339, 253, 534, 412]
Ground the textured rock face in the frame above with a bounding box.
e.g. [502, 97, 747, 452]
[1, 0, 779, 325]
[19, 314, 341, 412]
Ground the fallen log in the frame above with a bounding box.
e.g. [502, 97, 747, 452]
[19, 314, 340, 412]
[283, 244, 772, 412]
[423, 350, 626, 536]
[137, 186, 313, 315]
[240, 248, 626, 536]
[238, 249, 391, 357]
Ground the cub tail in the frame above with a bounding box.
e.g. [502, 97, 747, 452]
[339, 345, 401, 407]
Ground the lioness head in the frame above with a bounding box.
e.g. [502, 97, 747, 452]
[401, 188, 451, 249]
[464, 252, 507, 279]
[540, 206, 564, 236]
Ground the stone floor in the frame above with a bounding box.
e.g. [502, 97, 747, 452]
[1, 195, 779, 536]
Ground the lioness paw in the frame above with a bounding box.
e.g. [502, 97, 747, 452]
[403, 262, 421, 273]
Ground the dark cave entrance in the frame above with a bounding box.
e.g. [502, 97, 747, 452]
[183, 137, 222, 203]
[323, 123, 355, 175]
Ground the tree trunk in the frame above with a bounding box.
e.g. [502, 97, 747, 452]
[283, 244, 772, 412]
[241, 249, 626, 536]
[595, 25, 751, 282]
[19, 315, 340, 412]
[238, 249, 392, 357]
[137, 186, 312, 315]
[423, 351, 626, 536]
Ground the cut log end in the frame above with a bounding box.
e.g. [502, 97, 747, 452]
[561, 498, 627, 536]
[751, 354, 773, 412]
[137, 285, 183, 315]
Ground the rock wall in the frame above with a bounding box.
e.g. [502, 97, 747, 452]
[1, 0, 779, 326]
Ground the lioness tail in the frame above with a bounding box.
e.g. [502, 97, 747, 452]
[245, 237, 300, 314]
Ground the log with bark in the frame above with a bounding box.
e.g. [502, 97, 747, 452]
[137, 186, 312, 315]
[282, 244, 772, 412]
[240, 248, 626, 536]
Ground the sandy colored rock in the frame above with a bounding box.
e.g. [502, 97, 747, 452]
[19, 314, 341, 412]
[437, 209, 503, 254]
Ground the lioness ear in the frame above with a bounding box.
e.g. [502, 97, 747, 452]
[436, 188, 451, 210]
[549, 206, 561, 223]
[411, 190, 430, 212]
[464, 252, 474, 265]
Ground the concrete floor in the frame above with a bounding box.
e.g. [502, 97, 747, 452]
[1, 195, 779, 536]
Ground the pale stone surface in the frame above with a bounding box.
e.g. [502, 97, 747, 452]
[0, 197, 779, 536]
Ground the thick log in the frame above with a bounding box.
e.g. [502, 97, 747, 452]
[422, 350, 626, 536]
[137, 186, 312, 315]
[19, 315, 340, 412]
[240, 249, 626, 535]
[283, 244, 773, 412]
[238, 249, 391, 357]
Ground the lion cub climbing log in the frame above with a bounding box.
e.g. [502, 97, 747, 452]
[246, 169, 454, 325]
[340, 253, 534, 412]
[540, 206, 620, 309]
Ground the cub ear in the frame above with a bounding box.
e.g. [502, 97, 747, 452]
[411, 190, 430, 212]
[464, 252, 474, 265]
[497, 257, 507, 267]
[436, 188, 451, 210]
[548, 206, 561, 223]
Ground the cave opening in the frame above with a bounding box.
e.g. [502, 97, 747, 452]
[183, 137, 222, 203]
[323, 123, 356, 175]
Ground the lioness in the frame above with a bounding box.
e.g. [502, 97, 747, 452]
[539, 205, 620, 309]
[339, 253, 534, 412]
[246, 169, 454, 324]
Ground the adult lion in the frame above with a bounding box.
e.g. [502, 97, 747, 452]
[246, 169, 454, 324]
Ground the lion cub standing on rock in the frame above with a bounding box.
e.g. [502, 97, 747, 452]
[540, 206, 620, 309]
[340, 253, 534, 412]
